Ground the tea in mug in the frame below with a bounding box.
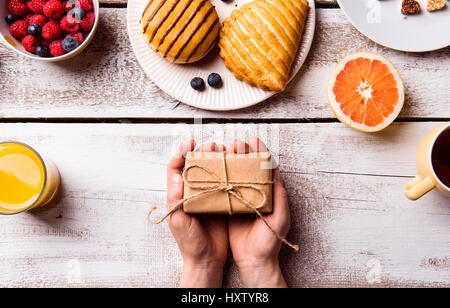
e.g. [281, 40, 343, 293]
[432, 128, 450, 188]
[0, 142, 60, 214]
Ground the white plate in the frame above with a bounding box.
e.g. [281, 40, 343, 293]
[127, 0, 315, 111]
[338, 0, 450, 52]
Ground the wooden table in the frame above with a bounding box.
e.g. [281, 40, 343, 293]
[0, 0, 449, 288]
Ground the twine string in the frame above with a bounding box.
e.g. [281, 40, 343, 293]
[148, 155, 299, 251]
[221, 153, 233, 216]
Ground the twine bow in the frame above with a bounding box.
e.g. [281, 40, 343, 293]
[148, 153, 299, 251]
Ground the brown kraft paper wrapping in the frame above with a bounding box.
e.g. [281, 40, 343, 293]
[183, 151, 273, 214]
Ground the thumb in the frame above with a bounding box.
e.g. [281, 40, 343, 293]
[270, 168, 290, 234]
[167, 172, 184, 210]
[166, 172, 191, 233]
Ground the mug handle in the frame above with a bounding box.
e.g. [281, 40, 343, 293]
[404, 176, 435, 200]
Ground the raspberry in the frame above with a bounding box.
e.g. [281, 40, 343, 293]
[29, 14, 47, 27]
[79, 0, 93, 12]
[80, 11, 95, 32]
[22, 34, 40, 53]
[8, 0, 29, 17]
[49, 39, 66, 57]
[30, 0, 46, 14]
[64, 0, 78, 13]
[43, 0, 65, 19]
[42, 20, 63, 41]
[66, 32, 84, 45]
[25, 1, 33, 13]
[24, 13, 33, 24]
[9, 20, 29, 40]
[60, 15, 79, 34]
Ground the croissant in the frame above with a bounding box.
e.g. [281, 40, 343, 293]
[219, 0, 309, 91]
[141, 0, 221, 64]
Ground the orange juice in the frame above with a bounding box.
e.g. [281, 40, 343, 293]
[0, 142, 60, 214]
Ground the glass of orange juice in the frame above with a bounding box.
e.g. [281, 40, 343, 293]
[0, 142, 60, 215]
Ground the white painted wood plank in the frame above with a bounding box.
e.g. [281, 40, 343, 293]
[101, 0, 338, 6]
[0, 9, 448, 119]
[0, 122, 448, 287]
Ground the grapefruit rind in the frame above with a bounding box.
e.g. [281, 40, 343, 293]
[327, 52, 405, 133]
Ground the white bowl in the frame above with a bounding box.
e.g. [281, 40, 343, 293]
[0, 0, 100, 61]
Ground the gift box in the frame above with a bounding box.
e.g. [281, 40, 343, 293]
[183, 151, 273, 214]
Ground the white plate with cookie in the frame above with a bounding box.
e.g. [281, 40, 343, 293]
[338, 0, 450, 52]
[127, 0, 315, 111]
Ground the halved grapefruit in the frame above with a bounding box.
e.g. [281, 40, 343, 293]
[328, 52, 405, 133]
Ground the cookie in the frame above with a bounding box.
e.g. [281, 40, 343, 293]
[427, 0, 446, 11]
[402, 0, 421, 15]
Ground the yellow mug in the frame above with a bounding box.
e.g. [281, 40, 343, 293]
[404, 123, 450, 200]
[0, 142, 61, 215]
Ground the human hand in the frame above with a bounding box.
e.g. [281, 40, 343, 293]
[227, 138, 291, 288]
[166, 140, 229, 288]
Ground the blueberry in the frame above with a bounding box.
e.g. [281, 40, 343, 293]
[5, 14, 17, 26]
[62, 37, 79, 52]
[35, 45, 50, 58]
[70, 7, 85, 22]
[207, 73, 223, 88]
[191, 77, 206, 91]
[28, 24, 42, 37]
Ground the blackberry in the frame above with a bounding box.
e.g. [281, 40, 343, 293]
[28, 24, 42, 37]
[191, 77, 205, 91]
[35, 45, 50, 58]
[207, 73, 223, 88]
[5, 14, 17, 26]
[62, 37, 79, 52]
